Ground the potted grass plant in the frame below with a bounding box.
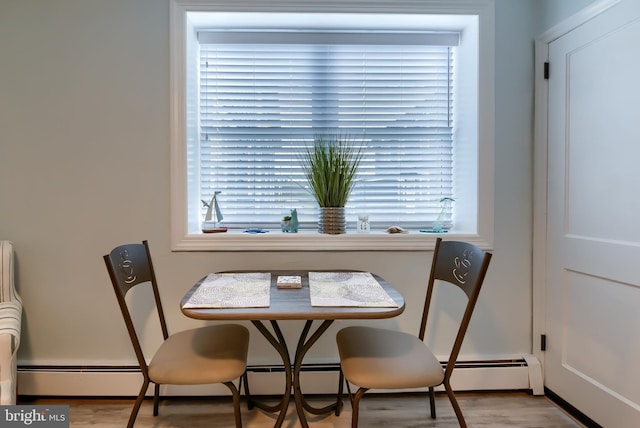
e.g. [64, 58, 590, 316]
[299, 134, 364, 234]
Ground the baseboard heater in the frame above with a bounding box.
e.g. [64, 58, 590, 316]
[247, 359, 529, 372]
[19, 358, 528, 374]
[17, 358, 534, 396]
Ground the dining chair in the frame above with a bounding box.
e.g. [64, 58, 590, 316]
[335, 237, 492, 428]
[104, 240, 250, 428]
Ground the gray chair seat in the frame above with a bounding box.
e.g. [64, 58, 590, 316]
[149, 324, 248, 385]
[337, 326, 443, 390]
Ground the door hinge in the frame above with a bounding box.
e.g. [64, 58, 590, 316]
[541, 334, 547, 351]
[544, 62, 550, 79]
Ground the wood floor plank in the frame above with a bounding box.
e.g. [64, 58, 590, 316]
[22, 391, 585, 427]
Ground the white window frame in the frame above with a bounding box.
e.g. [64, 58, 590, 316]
[170, 0, 495, 251]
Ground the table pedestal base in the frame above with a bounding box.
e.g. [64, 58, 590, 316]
[246, 320, 341, 428]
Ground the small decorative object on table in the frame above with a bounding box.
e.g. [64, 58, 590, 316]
[201, 191, 227, 233]
[280, 209, 299, 233]
[277, 275, 302, 289]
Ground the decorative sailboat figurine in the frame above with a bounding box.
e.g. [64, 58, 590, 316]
[201, 191, 228, 233]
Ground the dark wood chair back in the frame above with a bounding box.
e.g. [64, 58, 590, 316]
[419, 237, 493, 380]
[103, 241, 169, 376]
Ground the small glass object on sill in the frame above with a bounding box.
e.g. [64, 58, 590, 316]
[357, 214, 370, 233]
[420, 197, 454, 233]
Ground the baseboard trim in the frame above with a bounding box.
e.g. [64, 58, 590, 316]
[18, 359, 532, 397]
[545, 387, 603, 428]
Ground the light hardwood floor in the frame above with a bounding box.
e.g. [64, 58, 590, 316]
[22, 391, 586, 427]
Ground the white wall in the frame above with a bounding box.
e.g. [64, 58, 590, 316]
[0, 0, 577, 392]
[537, 0, 597, 34]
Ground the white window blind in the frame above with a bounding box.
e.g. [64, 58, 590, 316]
[198, 31, 457, 230]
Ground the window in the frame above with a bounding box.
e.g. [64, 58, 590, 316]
[199, 32, 456, 229]
[170, 1, 495, 251]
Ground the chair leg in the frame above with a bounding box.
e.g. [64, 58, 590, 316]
[242, 371, 254, 410]
[153, 383, 160, 416]
[128, 378, 149, 428]
[351, 387, 368, 428]
[335, 369, 344, 416]
[428, 386, 436, 418]
[345, 376, 354, 404]
[444, 380, 467, 428]
[224, 381, 243, 428]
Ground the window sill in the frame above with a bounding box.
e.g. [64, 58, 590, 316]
[171, 229, 491, 252]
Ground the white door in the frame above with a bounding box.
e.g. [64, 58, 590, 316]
[546, 1, 640, 426]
